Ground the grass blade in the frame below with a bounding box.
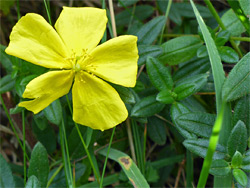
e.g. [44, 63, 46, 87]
[98, 148, 150, 188]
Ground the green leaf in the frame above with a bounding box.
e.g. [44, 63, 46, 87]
[98, 148, 150, 188]
[233, 95, 250, 137]
[159, 36, 202, 65]
[118, 0, 138, 7]
[136, 16, 165, 45]
[173, 58, 210, 82]
[174, 74, 208, 100]
[25, 176, 41, 188]
[209, 159, 231, 176]
[112, 85, 135, 104]
[227, 120, 247, 157]
[32, 118, 57, 154]
[138, 45, 163, 66]
[222, 52, 250, 102]
[170, 102, 196, 139]
[197, 45, 208, 58]
[233, 169, 248, 187]
[239, 0, 250, 17]
[151, 155, 184, 169]
[146, 56, 173, 91]
[15, 75, 37, 97]
[0, 154, 15, 188]
[0, 75, 15, 94]
[231, 151, 243, 168]
[183, 139, 227, 160]
[174, 2, 212, 18]
[28, 142, 49, 187]
[218, 46, 239, 63]
[190, 0, 225, 112]
[10, 105, 24, 114]
[156, 90, 176, 104]
[222, 9, 246, 36]
[44, 99, 62, 125]
[215, 30, 231, 46]
[131, 95, 165, 117]
[148, 117, 166, 145]
[34, 113, 48, 131]
[116, 5, 154, 27]
[0, 44, 14, 73]
[176, 112, 215, 138]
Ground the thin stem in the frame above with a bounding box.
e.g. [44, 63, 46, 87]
[99, 127, 116, 188]
[143, 124, 147, 175]
[46, 165, 63, 188]
[108, 0, 117, 37]
[61, 118, 73, 187]
[43, 0, 52, 25]
[16, 0, 21, 20]
[126, 119, 136, 163]
[0, 96, 29, 160]
[159, 0, 172, 44]
[66, 95, 100, 183]
[204, 0, 243, 57]
[22, 110, 26, 186]
[59, 125, 73, 188]
[197, 102, 226, 187]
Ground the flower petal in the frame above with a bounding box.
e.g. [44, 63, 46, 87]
[5, 13, 71, 69]
[19, 70, 74, 114]
[55, 7, 107, 55]
[86, 35, 138, 87]
[72, 72, 128, 131]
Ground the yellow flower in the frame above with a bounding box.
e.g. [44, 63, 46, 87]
[5, 7, 138, 131]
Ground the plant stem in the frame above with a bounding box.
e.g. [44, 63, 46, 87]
[22, 110, 26, 186]
[66, 95, 100, 183]
[0, 95, 29, 160]
[108, 0, 117, 37]
[16, 0, 21, 20]
[126, 119, 136, 163]
[59, 124, 73, 188]
[46, 164, 63, 188]
[159, 0, 172, 44]
[61, 118, 73, 187]
[204, 0, 243, 57]
[43, 0, 52, 25]
[99, 127, 116, 188]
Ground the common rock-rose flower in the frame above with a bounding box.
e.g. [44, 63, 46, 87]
[6, 7, 138, 131]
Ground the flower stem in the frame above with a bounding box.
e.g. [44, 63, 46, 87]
[43, 0, 52, 25]
[59, 121, 73, 188]
[0, 95, 29, 160]
[159, 0, 172, 44]
[99, 127, 116, 188]
[108, 0, 117, 37]
[61, 118, 73, 187]
[66, 95, 100, 183]
[22, 110, 26, 186]
[16, 0, 21, 20]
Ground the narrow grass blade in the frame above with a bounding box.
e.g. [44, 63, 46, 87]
[190, 0, 225, 112]
[98, 148, 150, 188]
[197, 102, 225, 188]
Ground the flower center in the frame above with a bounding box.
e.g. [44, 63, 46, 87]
[73, 63, 81, 72]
